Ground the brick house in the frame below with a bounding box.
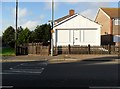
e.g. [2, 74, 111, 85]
[95, 8, 120, 46]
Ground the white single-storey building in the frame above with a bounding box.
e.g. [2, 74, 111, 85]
[53, 10, 101, 46]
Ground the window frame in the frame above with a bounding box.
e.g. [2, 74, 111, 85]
[114, 18, 120, 25]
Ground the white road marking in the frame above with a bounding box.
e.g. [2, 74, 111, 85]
[8, 71, 42, 74]
[41, 68, 44, 70]
[0, 72, 17, 74]
[9, 64, 22, 70]
[1, 86, 13, 88]
[3, 61, 47, 75]
[9, 68, 13, 70]
[90, 86, 120, 89]
[1, 71, 42, 74]
[20, 63, 24, 65]
[2, 72, 43, 74]
[84, 61, 118, 65]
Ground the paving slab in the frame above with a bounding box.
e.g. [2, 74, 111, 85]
[1, 54, 119, 63]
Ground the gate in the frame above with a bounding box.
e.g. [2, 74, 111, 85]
[16, 46, 28, 55]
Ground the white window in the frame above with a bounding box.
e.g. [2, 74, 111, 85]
[114, 18, 120, 25]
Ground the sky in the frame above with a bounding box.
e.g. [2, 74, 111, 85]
[0, 1, 119, 36]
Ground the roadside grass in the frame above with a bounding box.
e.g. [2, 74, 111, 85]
[0, 47, 15, 56]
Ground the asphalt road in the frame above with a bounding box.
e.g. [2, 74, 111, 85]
[1, 56, 120, 88]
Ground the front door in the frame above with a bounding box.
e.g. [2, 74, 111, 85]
[74, 30, 79, 45]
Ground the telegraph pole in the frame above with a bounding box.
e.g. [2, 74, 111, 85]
[15, 0, 18, 56]
[51, 0, 54, 56]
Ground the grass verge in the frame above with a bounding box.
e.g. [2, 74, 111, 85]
[0, 47, 15, 56]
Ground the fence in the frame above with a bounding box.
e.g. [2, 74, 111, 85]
[16, 46, 28, 55]
[16, 43, 119, 55]
[28, 43, 50, 55]
[54, 44, 120, 55]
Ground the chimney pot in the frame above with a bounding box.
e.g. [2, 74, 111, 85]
[69, 9, 75, 16]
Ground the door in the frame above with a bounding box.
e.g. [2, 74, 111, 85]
[74, 30, 80, 45]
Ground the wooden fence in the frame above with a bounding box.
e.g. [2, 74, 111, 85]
[54, 44, 120, 55]
[16, 43, 119, 55]
[16, 46, 28, 55]
[28, 43, 50, 55]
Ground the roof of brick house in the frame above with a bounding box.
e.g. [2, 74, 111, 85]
[101, 8, 120, 18]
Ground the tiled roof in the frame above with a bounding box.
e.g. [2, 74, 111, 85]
[101, 8, 120, 18]
[54, 13, 100, 27]
[54, 15, 71, 23]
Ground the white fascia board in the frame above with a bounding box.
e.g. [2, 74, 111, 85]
[54, 14, 79, 27]
[95, 8, 100, 21]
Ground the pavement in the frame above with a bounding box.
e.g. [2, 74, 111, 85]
[1, 54, 119, 64]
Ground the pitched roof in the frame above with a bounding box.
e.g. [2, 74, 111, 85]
[54, 13, 100, 27]
[55, 15, 71, 23]
[54, 14, 78, 27]
[101, 8, 120, 18]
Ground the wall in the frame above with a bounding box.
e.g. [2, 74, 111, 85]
[54, 29, 100, 46]
[95, 9, 111, 35]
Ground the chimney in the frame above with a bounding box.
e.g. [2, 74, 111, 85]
[69, 9, 75, 16]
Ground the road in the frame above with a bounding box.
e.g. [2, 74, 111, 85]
[1, 56, 120, 88]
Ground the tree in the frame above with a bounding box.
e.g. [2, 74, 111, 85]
[29, 31, 36, 43]
[2, 26, 15, 48]
[34, 24, 51, 43]
[17, 26, 23, 36]
[43, 24, 51, 42]
[2, 24, 51, 47]
[17, 27, 31, 45]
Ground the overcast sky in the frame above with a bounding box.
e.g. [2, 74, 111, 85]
[1, 1, 119, 36]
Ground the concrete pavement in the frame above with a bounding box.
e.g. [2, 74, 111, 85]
[1, 54, 119, 63]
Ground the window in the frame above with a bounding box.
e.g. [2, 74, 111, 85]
[114, 18, 120, 25]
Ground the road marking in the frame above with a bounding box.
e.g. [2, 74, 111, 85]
[3, 61, 47, 75]
[9, 64, 22, 70]
[90, 86, 120, 89]
[1, 71, 43, 74]
[20, 63, 24, 65]
[0, 72, 17, 74]
[9, 68, 13, 70]
[8, 71, 42, 74]
[1, 86, 13, 88]
[41, 68, 44, 70]
[84, 61, 118, 65]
